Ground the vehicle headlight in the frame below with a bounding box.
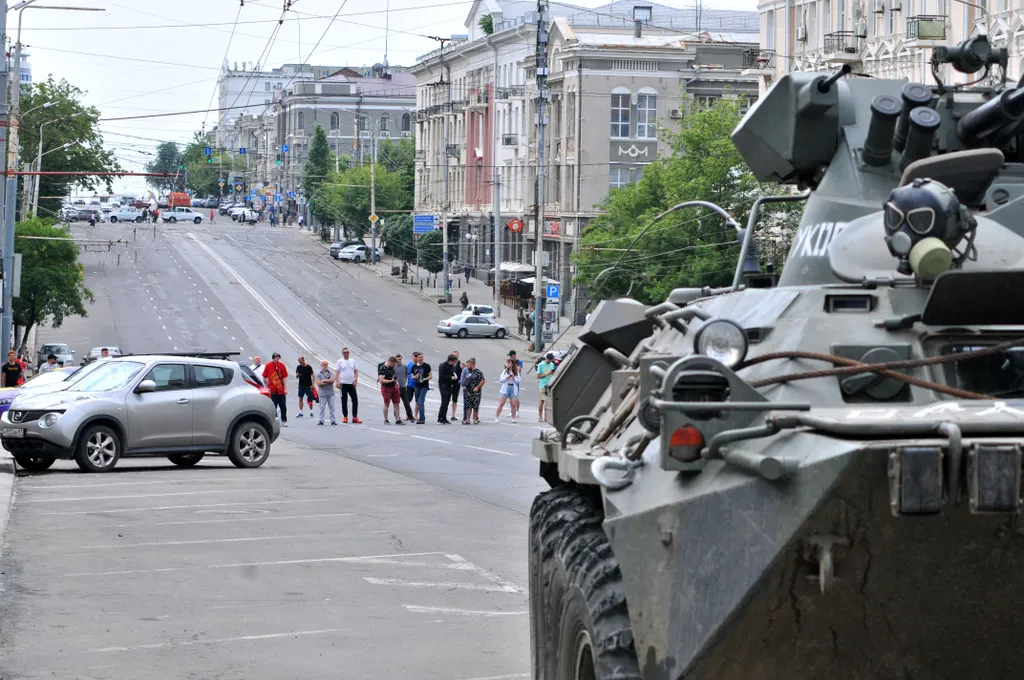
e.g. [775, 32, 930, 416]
[693, 318, 748, 369]
[39, 411, 63, 428]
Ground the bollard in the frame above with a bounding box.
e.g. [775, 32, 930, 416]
[420, 280, 423, 291]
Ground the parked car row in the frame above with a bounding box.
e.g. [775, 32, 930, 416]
[329, 242, 381, 262]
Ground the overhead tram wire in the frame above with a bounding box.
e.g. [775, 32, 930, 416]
[226, 3, 289, 115]
[203, 1, 246, 134]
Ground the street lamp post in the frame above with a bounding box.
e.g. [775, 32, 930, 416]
[29, 108, 75, 218]
[2, 2, 105, 356]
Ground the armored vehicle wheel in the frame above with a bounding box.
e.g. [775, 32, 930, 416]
[529, 487, 641, 680]
[14, 455, 55, 471]
[167, 453, 204, 467]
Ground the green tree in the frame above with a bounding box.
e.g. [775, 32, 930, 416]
[145, 141, 184, 193]
[376, 137, 415, 210]
[179, 134, 228, 198]
[479, 13, 494, 34]
[20, 77, 121, 220]
[572, 96, 800, 304]
[417, 228, 447, 274]
[318, 163, 406, 236]
[382, 214, 416, 262]
[303, 125, 333, 226]
[12, 218, 94, 347]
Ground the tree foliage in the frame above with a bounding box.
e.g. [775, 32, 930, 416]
[572, 96, 801, 305]
[180, 134, 226, 198]
[303, 125, 333, 226]
[20, 77, 121, 219]
[416, 228, 447, 273]
[381, 214, 416, 262]
[145, 142, 184, 193]
[479, 13, 494, 34]
[13, 219, 94, 344]
[317, 163, 407, 236]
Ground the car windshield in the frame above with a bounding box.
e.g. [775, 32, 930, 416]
[66, 361, 144, 392]
[41, 344, 70, 354]
[22, 369, 76, 388]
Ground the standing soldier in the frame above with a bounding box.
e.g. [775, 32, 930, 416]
[518, 307, 526, 335]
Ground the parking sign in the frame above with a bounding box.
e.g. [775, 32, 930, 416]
[281, 144, 289, 153]
[546, 284, 560, 300]
[239, 147, 247, 155]
[288, 191, 295, 198]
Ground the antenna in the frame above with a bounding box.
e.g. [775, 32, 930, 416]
[384, 0, 391, 69]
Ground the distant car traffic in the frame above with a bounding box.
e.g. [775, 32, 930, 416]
[162, 207, 204, 224]
[464, 304, 496, 318]
[219, 202, 242, 216]
[204, 197, 219, 208]
[0, 355, 280, 473]
[437, 314, 508, 339]
[329, 241, 364, 259]
[108, 207, 145, 223]
[231, 208, 259, 224]
[0, 366, 81, 416]
[83, 346, 122, 364]
[36, 343, 75, 368]
[337, 245, 381, 263]
[69, 208, 101, 223]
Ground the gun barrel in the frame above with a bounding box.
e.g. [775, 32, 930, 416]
[957, 86, 1024, 144]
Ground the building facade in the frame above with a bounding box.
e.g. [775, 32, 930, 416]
[411, 0, 758, 319]
[756, 0, 1018, 90]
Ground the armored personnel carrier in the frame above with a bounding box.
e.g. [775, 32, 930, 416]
[529, 36, 1024, 679]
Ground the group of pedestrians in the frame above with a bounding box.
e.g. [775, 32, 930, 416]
[250, 346, 560, 429]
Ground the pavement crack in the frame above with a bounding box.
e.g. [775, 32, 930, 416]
[388, 533, 408, 552]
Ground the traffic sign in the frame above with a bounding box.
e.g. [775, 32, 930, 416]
[204, 147, 212, 156]
[413, 214, 435, 234]
[239, 147, 247, 155]
[275, 194, 281, 202]
[288, 191, 295, 199]
[281, 144, 289, 153]
[234, 184, 242, 192]
[250, 189, 257, 196]
[369, 213, 379, 224]
[212, 156, 221, 164]
[546, 284, 560, 300]
[508, 218, 523, 233]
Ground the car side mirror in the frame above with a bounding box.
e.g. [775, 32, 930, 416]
[135, 380, 157, 394]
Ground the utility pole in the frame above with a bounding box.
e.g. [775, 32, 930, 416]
[490, 42, 501, 318]
[533, 0, 550, 354]
[370, 133, 377, 256]
[2, 6, 26, 356]
[0, 5, 9, 350]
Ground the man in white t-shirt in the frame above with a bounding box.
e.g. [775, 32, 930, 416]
[335, 347, 361, 424]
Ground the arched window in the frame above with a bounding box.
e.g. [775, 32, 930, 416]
[330, 112, 339, 130]
[381, 113, 391, 131]
[297, 111, 304, 129]
[401, 113, 411, 132]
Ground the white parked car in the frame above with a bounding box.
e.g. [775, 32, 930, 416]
[231, 208, 259, 224]
[108, 207, 144, 224]
[463, 303, 496, 319]
[337, 245, 381, 263]
[162, 207, 204, 224]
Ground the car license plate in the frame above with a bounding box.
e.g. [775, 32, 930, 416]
[2, 428, 24, 438]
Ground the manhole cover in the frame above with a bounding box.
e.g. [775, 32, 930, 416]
[192, 509, 271, 516]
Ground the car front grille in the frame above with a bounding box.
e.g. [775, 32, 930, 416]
[9, 410, 45, 424]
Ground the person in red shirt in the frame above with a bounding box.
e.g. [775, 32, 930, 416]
[262, 351, 289, 427]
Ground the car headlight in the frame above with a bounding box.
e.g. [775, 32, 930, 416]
[693, 318, 748, 369]
[39, 411, 63, 428]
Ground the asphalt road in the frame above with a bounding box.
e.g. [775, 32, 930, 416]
[1, 218, 552, 678]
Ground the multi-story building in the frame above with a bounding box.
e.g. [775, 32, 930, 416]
[756, 0, 1015, 90]
[18, 51, 31, 91]
[273, 64, 416, 194]
[213, 61, 349, 148]
[411, 0, 758, 320]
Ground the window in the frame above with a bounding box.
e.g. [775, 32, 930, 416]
[637, 94, 657, 138]
[265, 82, 271, 92]
[567, 92, 576, 138]
[330, 112, 339, 130]
[193, 365, 232, 388]
[766, 10, 775, 50]
[297, 111, 304, 129]
[68, 362, 145, 392]
[611, 93, 630, 137]
[358, 115, 368, 130]
[609, 167, 631, 189]
[401, 113, 411, 132]
[142, 364, 187, 391]
[321, 69, 330, 77]
[381, 113, 390, 131]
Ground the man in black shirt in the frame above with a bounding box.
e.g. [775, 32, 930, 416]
[410, 353, 431, 424]
[295, 355, 315, 419]
[437, 353, 460, 424]
[1, 351, 23, 388]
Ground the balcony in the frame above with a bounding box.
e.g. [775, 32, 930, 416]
[468, 88, 489, 111]
[495, 85, 526, 99]
[906, 15, 947, 45]
[822, 31, 862, 65]
[414, 149, 426, 161]
[502, 133, 518, 146]
[445, 144, 460, 157]
[742, 49, 775, 70]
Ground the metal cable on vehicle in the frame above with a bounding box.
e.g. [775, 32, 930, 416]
[738, 337, 1024, 399]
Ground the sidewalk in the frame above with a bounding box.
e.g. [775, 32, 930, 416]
[304, 229, 582, 355]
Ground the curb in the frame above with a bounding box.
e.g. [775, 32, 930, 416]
[0, 455, 15, 547]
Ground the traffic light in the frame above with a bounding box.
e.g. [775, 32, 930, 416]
[178, 163, 184, 170]
[276, 154, 282, 166]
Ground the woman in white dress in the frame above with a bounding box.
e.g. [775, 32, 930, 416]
[494, 358, 521, 423]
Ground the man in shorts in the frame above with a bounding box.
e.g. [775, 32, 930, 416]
[377, 356, 404, 425]
[536, 352, 557, 422]
[295, 355, 315, 418]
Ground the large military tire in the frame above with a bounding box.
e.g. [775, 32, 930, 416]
[529, 487, 641, 680]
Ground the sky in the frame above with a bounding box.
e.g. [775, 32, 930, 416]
[17, 0, 756, 197]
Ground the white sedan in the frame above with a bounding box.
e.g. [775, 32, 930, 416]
[231, 208, 259, 224]
[161, 207, 204, 224]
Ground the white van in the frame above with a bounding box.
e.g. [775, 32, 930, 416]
[108, 207, 143, 223]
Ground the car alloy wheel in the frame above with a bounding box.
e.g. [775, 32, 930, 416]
[194, 217, 202, 224]
[109, 216, 117, 223]
[495, 329, 507, 339]
[168, 217, 177, 223]
[228, 421, 270, 468]
[75, 424, 121, 472]
[457, 328, 469, 338]
[87, 432, 116, 467]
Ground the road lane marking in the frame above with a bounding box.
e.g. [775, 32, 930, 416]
[462, 445, 514, 457]
[19, 479, 190, 490]
[20, 488, 277, 504]
[94, 628, 348, 653]
[457, 675, 529, 680]
[38, 497, 334, 516]
[404, 605, 527, 617]
[67, 550, 446, 577]
[102, 512, 355, 528]
[82, 533, 326, 550]
[365, 578, 523, 593]
[368, 428, 404, 436]
[411, 435, 451, 444]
